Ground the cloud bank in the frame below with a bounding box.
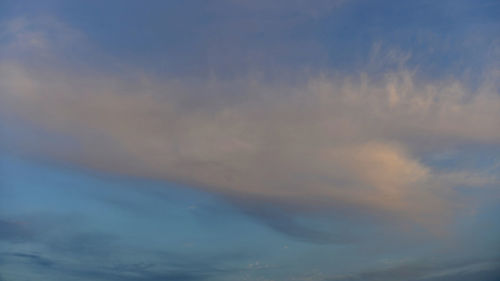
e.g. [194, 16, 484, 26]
[1, 17, 499, 227]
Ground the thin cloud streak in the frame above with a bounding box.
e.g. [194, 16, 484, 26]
[327, 258, 500, 281]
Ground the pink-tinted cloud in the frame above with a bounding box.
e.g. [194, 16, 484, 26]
[1, 17, 499, 228]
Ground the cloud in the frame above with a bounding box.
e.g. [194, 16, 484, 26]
[0, 211, 249, 281]
[2, 252, 54, 268]
[0, 250, 224, 281]
[233, 200, 355, 244]
[1, 17, 499, 229]
[327, 258, 500, 281]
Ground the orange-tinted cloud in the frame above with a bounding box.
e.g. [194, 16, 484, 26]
[1, 17, 499, 227]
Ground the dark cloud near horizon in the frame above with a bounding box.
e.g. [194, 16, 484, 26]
[329, 258, 500, 281]
[0, 252, 54, 268]
[0, 251, 218, 281]
[0, 208, 255, 281]
[0, 226, 252, 281]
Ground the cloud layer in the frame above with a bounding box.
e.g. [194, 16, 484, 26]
[1, 17, 499, 227]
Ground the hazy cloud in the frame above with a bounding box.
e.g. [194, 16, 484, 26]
[1, 17, 499, 230]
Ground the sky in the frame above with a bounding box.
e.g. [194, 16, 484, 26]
[1, 0, 500, 280]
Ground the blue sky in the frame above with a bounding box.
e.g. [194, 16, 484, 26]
[1, 1, 500, 280]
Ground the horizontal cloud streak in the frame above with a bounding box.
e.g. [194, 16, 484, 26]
[328, 258, 500, 281]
